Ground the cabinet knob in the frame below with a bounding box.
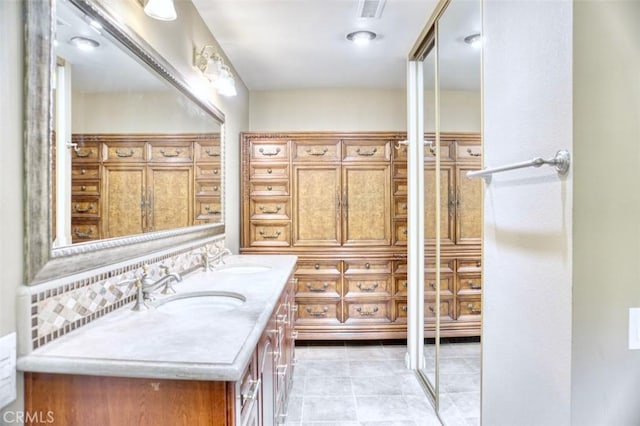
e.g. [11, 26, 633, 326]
[364, 263, 370, 269]
[81, 185, 86, 191]
[314, 263, 320, 270]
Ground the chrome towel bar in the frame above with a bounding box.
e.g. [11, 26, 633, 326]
[467, 150, 570, 180]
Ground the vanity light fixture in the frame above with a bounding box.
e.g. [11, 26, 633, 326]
[346, 30, 378, 46]
[194, 45, 237, 97]
[143, 0, 177, 21]
[69, 36, 100, 51]
[464, 33, 482, 48]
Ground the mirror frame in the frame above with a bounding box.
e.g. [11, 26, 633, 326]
[24, 0, 225, 285]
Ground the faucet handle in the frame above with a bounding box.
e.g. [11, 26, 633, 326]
[159, 264, 169, 275]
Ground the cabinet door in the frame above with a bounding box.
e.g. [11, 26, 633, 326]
[424, 165, 455, 246]
[103, 165, 146, 238]
[342, 165, 391, 246]
[455, 165, 482, 245]
[147, 166, 194, 232]
[292, 165, 341, 246]
[257, 333, 275, 426]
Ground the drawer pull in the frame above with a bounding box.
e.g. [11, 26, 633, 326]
[81, 169, 87, 175]
[81, 185, 86, 191]
[203, 205, 221, 215]
[259, 147, 281, 156]
[115, 148, 134, 158]
[213, 185, 219, 191]
[204, 148, 220, 157]
[314, 263, 320, 270]
[355, 147, 377, 157]
[428, 281, 436, 290]
[306, 306, 329, 317]
[467, 303, 482, 314]
[401, 281, 408, 288]
[241, 378, 261, 405]
[259, 229, 281, 239]
[428, 144, 436, 156]
[74, 203, 94, 213]
[364, 262, 371, 269]
[356, 282, 379, 292]
[75, 148, 93, 158]
[159, 148, 182, 157]
[356, 306, 379, 316]
[428, 305, 436, 314]
[402, 229, 408, 236]
[469, 280, 482, 290]
[467, 148, 482, 157]
[306, 283, 329, 292]
[267, 168, 273, 174]
[213, 169, 219, 175]
[267, 185, 273, 191]
[73, 227, 93, 239]
[401, 305, 408, 312]
[476, 261, 481, 267]
[401, 203, 407, 211]
[259, 205, 282, 214]
[306, 147, 328, 156]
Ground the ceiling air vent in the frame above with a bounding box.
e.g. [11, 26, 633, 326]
[357, 0, 386, 19]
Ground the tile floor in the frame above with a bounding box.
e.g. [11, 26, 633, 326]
[284, 341, 480, 426]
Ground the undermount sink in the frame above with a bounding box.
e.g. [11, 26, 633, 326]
[214, 264, 271, 274]
[154, 291, 246, 314]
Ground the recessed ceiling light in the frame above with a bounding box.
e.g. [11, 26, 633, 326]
[69, 36, 100, 51]
[346, 30, 377, 47]
[464, 33, 482, 48]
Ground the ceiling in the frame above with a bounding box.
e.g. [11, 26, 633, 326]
[191, 0, 441, 90]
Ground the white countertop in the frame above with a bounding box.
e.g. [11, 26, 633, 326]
[17, 255, 297, 382]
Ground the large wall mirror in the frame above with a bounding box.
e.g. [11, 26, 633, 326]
[409, 0, 482, 423]
[25, 0, 225, 285]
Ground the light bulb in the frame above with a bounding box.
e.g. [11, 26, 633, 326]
[144, 0, 177, 21]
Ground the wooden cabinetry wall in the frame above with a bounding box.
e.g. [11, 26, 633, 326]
[69, 133, 220, 243]
[240, 132, 483, 340]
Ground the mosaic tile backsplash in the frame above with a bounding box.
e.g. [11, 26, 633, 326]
[26, 237, 225, 351]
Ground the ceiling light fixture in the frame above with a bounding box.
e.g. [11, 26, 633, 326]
[464, 33, 482, 48]
[69, 36, 100, 51]
[143, 0, 177, 21]
[346, 30, 377, 46]
[194, 45, 237, 97]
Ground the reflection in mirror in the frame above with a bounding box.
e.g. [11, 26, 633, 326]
[52, 0, 222, 248]
[436, 0, 482, 425]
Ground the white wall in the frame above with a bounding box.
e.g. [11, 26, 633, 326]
[249, 88, 480, 132]
[94, 0, 250, 253]
[0, 0, 24, 421]
[572, 2, 640, 424]
[482, 1, 573, 425]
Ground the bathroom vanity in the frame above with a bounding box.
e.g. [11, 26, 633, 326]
[19, 255, 297, 426]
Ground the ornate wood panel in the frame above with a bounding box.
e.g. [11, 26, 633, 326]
[424, 165, 455, 246]
[147, 166, 193, 232]
[103, 165, 146, 238]
[455, 165, 482, 245]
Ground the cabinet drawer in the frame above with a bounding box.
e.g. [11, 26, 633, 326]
[195, 198, 222, 221]
[102, 142, 145, 162]
[425, 258, 455, 274]
[71, 142, 100, 162]
[457, 274, 482, 294]
[196, 180, 221, 197]
[344, 275, 391, 296]
[393, 276, 408, 296]
[295, 260, 341, 275]
[195, 141, 221, 161]
[295, 300, 341, 324]
[424, 274, 454, 296]
[249, 221, 291, 246]
[425, 300, 454, 321]
[250, 164, 289, 180]
[250, 197, 290, 220]
[393, 163, 407, 179]
[344, 259, 392, 274]
[393, 180, 407, 196]
[424, 143, 453, 162]
[295, 276, 341, 297]
[71, 220, 100, 243]
[71, 198, 100, 217]
[292, 140, 341, 162]
[343, 140, 391, 162]
[149, 142, 193, 162]
[249, 180, 289, 196]
[344, 300, 391, 323]
[238, 354, 258, 418]
[457, 297, 482, 319]
[456, 142, 482, 161]
[72, 165, 100, 179]
[196, 164, 222, 179]
[71, 180, 100, 196]
[457, 258, 482, 273]
[394, 221, 408, 245]
[393, 197, 408, 218]
[251, 141, 289, 161]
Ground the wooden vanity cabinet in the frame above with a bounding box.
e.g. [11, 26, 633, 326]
[24, 277, 296, 426]
[240, 132, 482, 340]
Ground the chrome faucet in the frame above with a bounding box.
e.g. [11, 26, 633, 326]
[201, 247, 233, 270]
[117, 264, 182, 311]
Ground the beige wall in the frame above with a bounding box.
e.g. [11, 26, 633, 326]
[0, 0, 24, 421]
[572, 1, 640, 424]
[482, 1, 573, 424]
[72, 91, 221, 133]
[249, 88, 480, 132]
